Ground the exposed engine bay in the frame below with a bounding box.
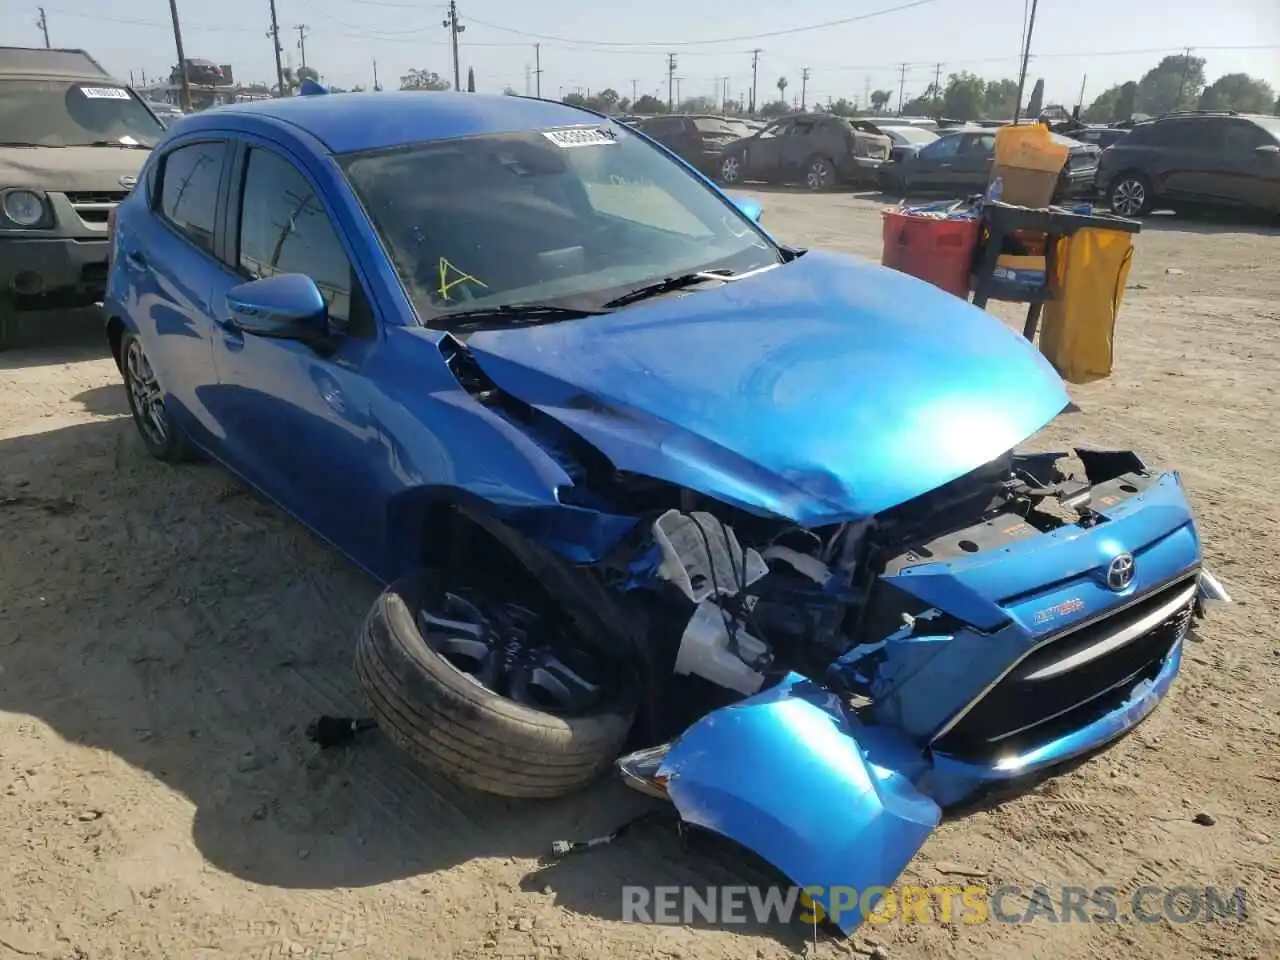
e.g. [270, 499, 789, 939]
[595, 444, 1159, 710]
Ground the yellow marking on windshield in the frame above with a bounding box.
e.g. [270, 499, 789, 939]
[437, 258, 488, 301]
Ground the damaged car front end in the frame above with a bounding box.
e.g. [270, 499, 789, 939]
[413, 254, 1228, 934]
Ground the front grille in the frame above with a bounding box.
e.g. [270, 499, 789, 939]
[933, 576, 1196, 760]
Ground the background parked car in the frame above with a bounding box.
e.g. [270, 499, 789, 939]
[718, 113, 891, 190]
[877, 127, 1100, 201]
[145, 101, 185, 126]
[631, 114, 749, 176]
[1065, 125, 1130, 149]
[852, 119, 940, 164]
[1096, 111, 1280, 217]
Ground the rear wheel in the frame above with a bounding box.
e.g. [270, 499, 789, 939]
[720, 154, 742, 184]
[806, 157, 836, 191]
[1108, 172, 1153, 217]
[121, 332, 193, 462]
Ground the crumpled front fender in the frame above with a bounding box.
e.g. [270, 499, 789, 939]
[657, 674, 939, 934]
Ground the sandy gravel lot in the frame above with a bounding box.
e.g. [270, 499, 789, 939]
[1, 193, 1277, 960]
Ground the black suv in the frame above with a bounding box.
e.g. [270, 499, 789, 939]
[1096, 112, 1280, 217]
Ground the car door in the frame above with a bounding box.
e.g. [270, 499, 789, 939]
[949, 132, 996, 190]
[778, 117, 822, 179]
[905, 134, 962, 189]
[741, 119, 791, 180]
[120, 138, 232, 452]
[1217, 120, 1280, 211]
[1145, 119, 1205, 202]
[205, 140, 386, 566]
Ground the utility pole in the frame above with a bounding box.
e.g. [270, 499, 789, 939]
[749, 48, 761, 115]
[295, 24, 308, 70]
[666, 53, 677, 111]
[933, 62, 942, 117]
[897, 63, 907, 115]
[864, 74, 871, 111]
[1175, 47, 1194, 108]
[800, 66, 810, 110]
[630, 79, 638, 102]
[372, 58, 381, 91]
[36, 7, 50, 47]
[167, 0, 192, 111]
[717, 75, 729, 112]
[442, 0, 465, 92]
[534, 43, 542, 98]
[524, 64, 531, 96]
[1013, 0, 1039, 121]
[266, 0, 285, 97]
[1076, 73, 1088, 114]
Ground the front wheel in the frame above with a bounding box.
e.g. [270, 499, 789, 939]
[720, 154, 742, 184]
[1108, 173, 1153, 217]
[355, 568, 637, 798]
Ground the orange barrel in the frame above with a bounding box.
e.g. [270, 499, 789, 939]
[880, 210, 980, 299]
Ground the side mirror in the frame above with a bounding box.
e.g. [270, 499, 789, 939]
[225, 274, 329, 345]
[733, 196, 764, 222]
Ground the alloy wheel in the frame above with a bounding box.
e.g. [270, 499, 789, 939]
[417, 588, 606, 715]
[807, 159, 833, 191]
[125, 338, 169, 446]
[1111, 178, 1146, 216]
[721, 156, 740, 183]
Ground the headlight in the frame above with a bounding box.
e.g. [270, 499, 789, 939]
[2, 190, 47, 227]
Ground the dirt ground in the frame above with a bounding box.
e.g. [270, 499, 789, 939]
[1, 193, 1277, 960]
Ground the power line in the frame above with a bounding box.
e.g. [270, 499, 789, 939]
[463, 1, 939, 48]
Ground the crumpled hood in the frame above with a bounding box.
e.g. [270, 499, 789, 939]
[0, 146, 147, 191]
[466, 250, 1069, 523]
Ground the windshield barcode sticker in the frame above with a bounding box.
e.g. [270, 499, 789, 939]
[542, 127, 617, 148]
[78, 87, 132, 100]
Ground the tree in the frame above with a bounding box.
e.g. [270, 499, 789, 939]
[828, 98, 858, 117]
[759, 99, 790, 117]
[982, 79, 1019, 120]
[1199, 73, 1275, 113]
[901, 83, 941, 118]
[870, 89, 892, 113]
[776, 76, 788, 105]
[678, 95, 718, 113]
[1136, 54, 1206, 114]
[467, 67, 475, 93]
[631, 94, 666, 114]
[399, 69, 450, 92]
[942, 72, 985, 121]
[562, 92, 588, 107]
[503, 85, 519, 96]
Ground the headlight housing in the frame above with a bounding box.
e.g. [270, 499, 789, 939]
[2, 189, 49, 228]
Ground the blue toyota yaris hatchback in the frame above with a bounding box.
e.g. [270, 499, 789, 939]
[103, 89, 1229, 932]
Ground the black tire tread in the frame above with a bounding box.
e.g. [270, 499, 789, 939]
[355, 570, 635, 798]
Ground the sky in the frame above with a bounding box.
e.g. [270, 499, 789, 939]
[5, 0, 1279, 111]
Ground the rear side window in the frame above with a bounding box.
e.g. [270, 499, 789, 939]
[158, 141, 227, 253]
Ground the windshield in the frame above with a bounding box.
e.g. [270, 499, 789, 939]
[341, 125, 779, 322]
[0, 79, 165, 147]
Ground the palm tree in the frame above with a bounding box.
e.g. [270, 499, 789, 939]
[777, 76, 788, 104]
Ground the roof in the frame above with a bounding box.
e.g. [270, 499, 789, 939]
[198, 91, 610, 154]
[0, 46, 111, 81]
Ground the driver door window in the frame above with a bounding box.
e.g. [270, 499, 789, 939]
[236, 148, 373, 337]
[919, 136, 961, 161]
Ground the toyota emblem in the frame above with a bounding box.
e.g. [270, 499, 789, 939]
[119, 175, 137, 190]
[1106, 553, 1135, 591]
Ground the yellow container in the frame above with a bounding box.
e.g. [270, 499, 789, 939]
[993, 124, 1069, 174]
[1038, 227, 1135, 383]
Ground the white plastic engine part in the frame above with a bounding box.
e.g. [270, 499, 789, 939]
[652, 509, 767, 603]
[674, 599, 771, 696]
